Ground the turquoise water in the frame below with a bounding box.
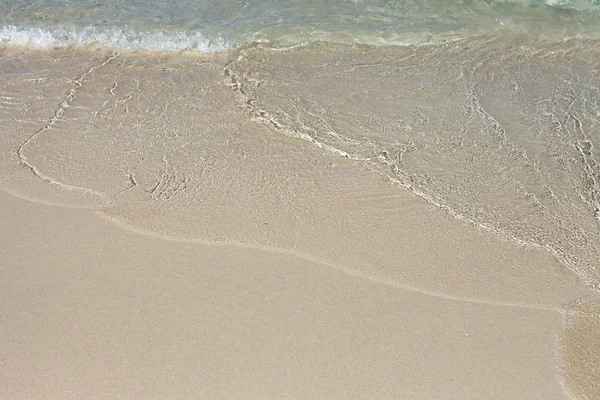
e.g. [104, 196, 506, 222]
[1, 0, 600, 51]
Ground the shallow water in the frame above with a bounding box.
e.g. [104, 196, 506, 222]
[2, 0, 600, 50]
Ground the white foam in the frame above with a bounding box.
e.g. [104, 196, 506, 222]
[0, 25, 233, 53]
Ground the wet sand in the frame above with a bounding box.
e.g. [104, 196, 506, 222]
[1, 45, 599, 398]
[561, 298, 600, 400]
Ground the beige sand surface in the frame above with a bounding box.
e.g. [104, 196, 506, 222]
[0, 190, 574, 399]
[560, 298, 600, 400]
[1, 47, 598, 399]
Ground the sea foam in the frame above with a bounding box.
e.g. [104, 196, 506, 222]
[0, 25, 232, 53]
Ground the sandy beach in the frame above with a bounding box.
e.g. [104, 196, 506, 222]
[0, 189, 582, 400]
[1, 44, 599, 399]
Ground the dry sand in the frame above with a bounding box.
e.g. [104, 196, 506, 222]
[0, 189, 577, 399]
[1, 47, 599, 399]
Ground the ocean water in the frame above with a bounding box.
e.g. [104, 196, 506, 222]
[1, 1, 600, 397]
[1, 0, 600, 51]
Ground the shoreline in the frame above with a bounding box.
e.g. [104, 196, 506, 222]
[1, 42, 599, 399]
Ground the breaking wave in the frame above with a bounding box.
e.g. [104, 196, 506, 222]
[0, 25, 233, 53]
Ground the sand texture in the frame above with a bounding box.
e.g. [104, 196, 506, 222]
[1, 43, 599, 399]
